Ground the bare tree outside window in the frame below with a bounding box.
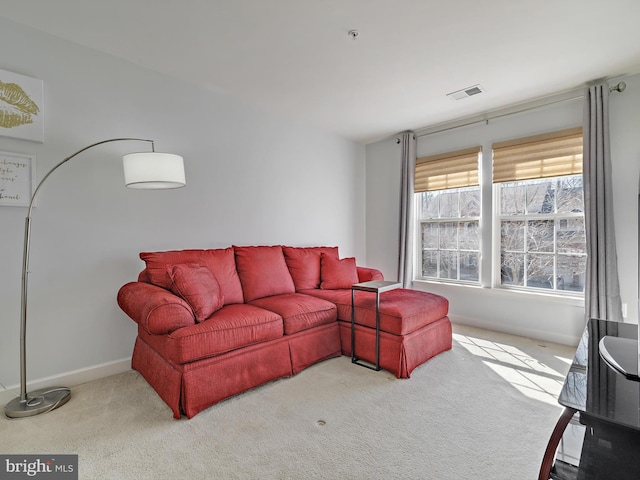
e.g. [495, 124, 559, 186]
[498, 175, 586, 293]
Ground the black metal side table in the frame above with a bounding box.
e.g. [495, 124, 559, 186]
[350, 280, 402, 371]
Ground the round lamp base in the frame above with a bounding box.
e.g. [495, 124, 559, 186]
[4, 387, 71, 419]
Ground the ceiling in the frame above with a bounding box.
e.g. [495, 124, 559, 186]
[2, 0, 640, 144]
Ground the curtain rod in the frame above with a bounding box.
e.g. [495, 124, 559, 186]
[410, 81, 627, 140]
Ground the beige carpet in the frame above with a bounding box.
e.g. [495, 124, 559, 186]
[0, 325, 575, 479]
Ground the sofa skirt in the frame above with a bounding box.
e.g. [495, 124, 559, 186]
[132, 322, 341, 418]
[338, 316, 452, 378]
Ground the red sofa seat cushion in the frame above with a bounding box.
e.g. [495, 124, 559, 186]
[282, 246, 339, 290]
[140, 248, 244, 305]
[250, 293, 337, 335]
[140, 303, 284, 364]
[234, 246, 295, 302]
[301, 288, 449, 336]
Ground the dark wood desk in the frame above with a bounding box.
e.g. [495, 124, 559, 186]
[539, 319, 640, 480]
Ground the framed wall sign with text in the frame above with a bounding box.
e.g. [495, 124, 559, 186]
[0, 151, 35, 207]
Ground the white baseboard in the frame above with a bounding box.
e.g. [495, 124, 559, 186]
[450, 314, 581, 346]
[0, 358, 132, 405]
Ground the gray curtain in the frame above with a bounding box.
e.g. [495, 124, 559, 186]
[398, 132, 416, 287]
[583, 83, 623, 322]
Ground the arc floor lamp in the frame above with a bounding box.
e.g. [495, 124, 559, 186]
[4, 138, 185, 419]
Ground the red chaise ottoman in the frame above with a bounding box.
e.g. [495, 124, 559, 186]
[303, 288, 452, 378]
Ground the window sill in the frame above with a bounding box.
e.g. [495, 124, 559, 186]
[412, 279, 584, 307]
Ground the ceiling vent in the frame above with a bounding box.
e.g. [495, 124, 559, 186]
[447, 84, 486, 101]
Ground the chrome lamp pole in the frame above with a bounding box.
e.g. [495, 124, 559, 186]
[4, 138, 185, 419]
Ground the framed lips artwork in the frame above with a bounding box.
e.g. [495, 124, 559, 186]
[0, 68, 44, 143]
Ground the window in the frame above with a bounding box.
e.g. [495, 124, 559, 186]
[498, 176, 586, 291]
[415, 127, 586, 296]
[494, 127, 585, 294]
[418, 187, 481, 281]
[415, 147, 481, 283]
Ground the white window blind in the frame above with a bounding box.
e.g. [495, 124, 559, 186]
[414, 146, 481, 193]
[492, 127, 583, 183]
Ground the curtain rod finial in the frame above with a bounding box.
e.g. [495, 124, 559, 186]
[610, 81, 626, 93]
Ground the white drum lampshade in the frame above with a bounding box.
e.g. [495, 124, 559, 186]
[123, 152, 186, 189]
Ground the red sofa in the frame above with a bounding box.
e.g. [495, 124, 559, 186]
[117, 245, 451, 418]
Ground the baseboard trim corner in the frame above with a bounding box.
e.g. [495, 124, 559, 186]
[0, 358, 132, 406]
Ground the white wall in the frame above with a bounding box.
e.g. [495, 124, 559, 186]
[366, 74, 640, 346]
[609, 74, 640, 328]
[0, 19, 366, 394]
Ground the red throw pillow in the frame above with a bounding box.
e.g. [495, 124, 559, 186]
[282, 246, 339, 290]
[320, 254, 359, 290]
[168, 264, 224, 322]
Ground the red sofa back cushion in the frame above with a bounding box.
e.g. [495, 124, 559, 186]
[282, 246, 339, 290]
[140, 248, 244, 304]
[234, 245, 295, 302]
